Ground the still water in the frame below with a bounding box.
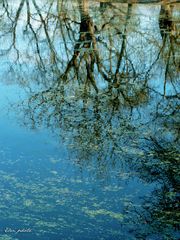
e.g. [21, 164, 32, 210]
[0, 0, 179, 239]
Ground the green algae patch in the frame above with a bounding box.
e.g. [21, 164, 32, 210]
[0, 235, 19, 240]
[82, 207, 124, 221]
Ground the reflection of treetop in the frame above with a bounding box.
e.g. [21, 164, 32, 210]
[0, 0, 179, 138]
[0, 0, 179, 142]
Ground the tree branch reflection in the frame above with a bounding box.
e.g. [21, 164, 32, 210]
[0, 1, 179, 238]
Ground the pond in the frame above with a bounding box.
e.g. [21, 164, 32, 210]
[0, 0, 179, 239]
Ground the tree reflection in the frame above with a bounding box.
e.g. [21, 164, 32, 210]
[0, 0, 179, 177]
[127, 136, 180, 239]
[0, 0, 179, 239]
[159, 3, 179, 97]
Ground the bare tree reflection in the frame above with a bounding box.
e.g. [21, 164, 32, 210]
[126, 136, 180, 239]
[159, 3, 180, 97]
[0, 0, 178, 164]
[0, 1, 179, 239]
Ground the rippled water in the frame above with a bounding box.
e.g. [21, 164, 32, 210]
[0, 1, 179, 239]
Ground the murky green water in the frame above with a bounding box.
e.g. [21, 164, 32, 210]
[0, 0, 179, 239]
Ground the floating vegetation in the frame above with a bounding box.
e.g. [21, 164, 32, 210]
[82, 207, 124, 221]
[0, 235, 19, 240]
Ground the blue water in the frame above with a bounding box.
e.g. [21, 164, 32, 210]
[0, 1, 179, 240]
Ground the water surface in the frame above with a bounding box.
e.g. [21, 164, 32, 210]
[0, 0, 179, 239]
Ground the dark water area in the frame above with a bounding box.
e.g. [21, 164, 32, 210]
[0, 0, 179, 239]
